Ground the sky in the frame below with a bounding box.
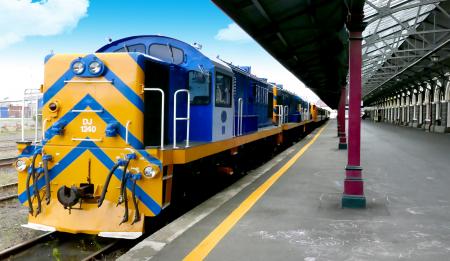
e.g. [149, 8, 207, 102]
[0, 0, 322, 104]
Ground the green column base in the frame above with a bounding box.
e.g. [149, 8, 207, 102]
[338, 143, 347, 150]
[342, 195, 366, 208]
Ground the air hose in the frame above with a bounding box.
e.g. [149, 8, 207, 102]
[120, 173, 129, 225]
[97, 162, 120, 207]
[42, 155, 52, 205]
[32, 167, 43, 216]
[26, 150, 40, 215]
[131, 173, 142, 225]
[118, 154, 136, 224]
[117, 159, 131, 206]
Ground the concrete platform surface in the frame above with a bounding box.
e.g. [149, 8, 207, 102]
[120, 120, 450, 261]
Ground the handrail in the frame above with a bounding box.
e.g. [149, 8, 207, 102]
[125, 120, 131, 145]
[71, 109, 104, 113]
[21, 98, 25, 141]
[284, 105, 289, 124]
[173, 89, 190, 149]
[20, 88, 40, 142]
[143, 88, 165, 149]
[34, 94, 39, 144]
[72, 137, 103, 142]
[237, 98, 243, 136]
[42, 119, 48, 140]
[275, 105, 283, 126]
[64, 80, 112, 83]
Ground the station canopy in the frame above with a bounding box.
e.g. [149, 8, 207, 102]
[362, 0, 450, 105]
[212, 0, 350, 108]
[212, 0, 450, 108]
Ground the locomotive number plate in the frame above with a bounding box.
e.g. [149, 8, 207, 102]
[81, 118, 97, 133]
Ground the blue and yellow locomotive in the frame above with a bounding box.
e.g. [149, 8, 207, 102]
[15, 35, 328, 239]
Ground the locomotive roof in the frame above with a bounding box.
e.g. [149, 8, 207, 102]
[97, 35, 213, 71]
[96, 35, 313, 104]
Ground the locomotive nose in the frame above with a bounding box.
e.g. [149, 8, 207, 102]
[57, 185, 80, 209]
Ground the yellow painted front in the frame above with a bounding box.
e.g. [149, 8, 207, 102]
[43, 53, 144, 148]
[28, 201, 145, 234]
[17, 145, 163, 234]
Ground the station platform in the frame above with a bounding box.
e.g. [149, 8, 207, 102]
[119, 119, 450, 261]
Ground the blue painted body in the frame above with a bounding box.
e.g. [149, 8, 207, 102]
[98, 35, 216, 143]
[96, 35, 315, 144]
[232, 70, 273, 134]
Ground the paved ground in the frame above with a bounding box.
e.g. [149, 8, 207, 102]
[122, 120, 450, 261]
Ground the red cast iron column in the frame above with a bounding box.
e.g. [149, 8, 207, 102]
[338, 86, 347, 149]
[343, 13, 366, 208]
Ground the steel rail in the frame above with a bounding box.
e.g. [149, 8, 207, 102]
[80, 240, 121, 261]
[0, 182, 18, 202]
[0, 157, 16, 168]
[0, 232, 55, 259]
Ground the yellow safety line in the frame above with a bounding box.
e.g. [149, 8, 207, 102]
[183, 122, 329, 261]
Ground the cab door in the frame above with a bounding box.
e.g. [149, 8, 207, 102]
[212, 70, 234, 141]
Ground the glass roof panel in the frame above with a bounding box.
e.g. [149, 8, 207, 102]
[361, 0, 440, 97]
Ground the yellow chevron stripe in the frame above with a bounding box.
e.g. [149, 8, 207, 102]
[96, 53, 145, 97]
[44, 79, 143, 136]
[44, 54, 85, 93]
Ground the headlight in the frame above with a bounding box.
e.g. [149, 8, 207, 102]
[15, 158, 29, 172]
[48, 101, 59, 112]
[72, 61, 85, 74]
[143, 166, 158, 178]
[88, 61, 102, 74]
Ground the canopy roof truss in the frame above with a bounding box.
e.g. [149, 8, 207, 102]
[362, 0, 450, 103]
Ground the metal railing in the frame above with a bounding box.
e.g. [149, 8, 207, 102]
[20, 89, 42, 143]
[173, 89, 190, 149]
[71, 137, 102, 142]
[64, 80, 112, 84]
[143, 88, 165, 149]
[275, 105, 284, 126]
[284, 105, 289, 124]
[42, 119, 48, 140]
[71, 109, 104, 113]
[237, 98, 243, 136]
[125, 120, 131, 145]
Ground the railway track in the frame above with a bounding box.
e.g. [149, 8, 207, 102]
[80, 240, 123, 261]
[0, 232, 55, 260]
[0, 157, 15, 168]
[0, 182, 18, 202]
[0, 145, 16, 152]
[0, 231, 124, 260]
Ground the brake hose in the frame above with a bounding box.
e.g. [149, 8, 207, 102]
[120, 173, 129, 225]
[97, 162, 120, 207]
[42, 155, 52, 205]
[131, 177, 140, 225]
[117, 159, 131, 205]
[26, 152, 39, 215]
[32, 168, 42, 216]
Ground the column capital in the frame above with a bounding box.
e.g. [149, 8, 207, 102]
[345, 0, 366, 32]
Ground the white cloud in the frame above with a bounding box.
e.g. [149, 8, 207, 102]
[0, 0, 89, 49]
[0, 60, 43, 100]
[215, 23, 252, 42]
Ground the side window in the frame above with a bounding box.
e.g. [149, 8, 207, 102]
[189, 71, 210, 105]
[114, 43, 146, 53]
[149, 44, 184, 65]
[215, 72, 232, 107]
